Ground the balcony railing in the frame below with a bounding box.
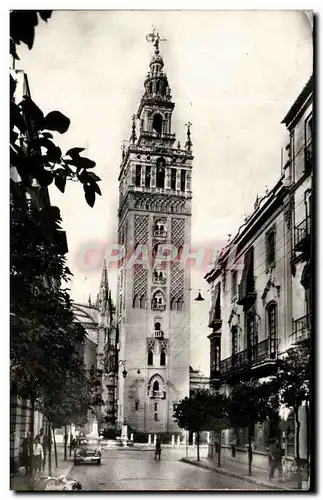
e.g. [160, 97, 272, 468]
[154, 330, 164, 339]
[294, 216, 311, 252]
[237, 278, 256, 306]
[220, 338, 278, 379]
[152, 303, 166, 311]
[149, 390, 166, 399]
[153, 230, 167, 239]
[290, 314, 311, 344]
[153, 276, 167, 285]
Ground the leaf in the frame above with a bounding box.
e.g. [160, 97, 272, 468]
[35, 169, 54, 187]
[92, 182, 102, 196]
[10, 11, 38, 50]
[41, 132, 54, 139]
[75, 157, 96, 169]
[84, 185, 95, 207]
[88, 172, 101, 182]
[66, 147, 85, 158]
[43, 111, 70, 134]
[38, 11, 52, 22]
[55, 174, 67, 193]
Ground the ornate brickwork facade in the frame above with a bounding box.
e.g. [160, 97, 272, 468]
[116, 34, 193, 434]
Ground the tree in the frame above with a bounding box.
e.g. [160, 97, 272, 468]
[273, 344, 310, 486]
[206, 392, 231, 467]
[10, 10, 102, 207]
[173, 391, 210, 461]
[229, 379, 278, 476]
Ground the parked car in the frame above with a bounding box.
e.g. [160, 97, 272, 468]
[74, 437, 102, 465]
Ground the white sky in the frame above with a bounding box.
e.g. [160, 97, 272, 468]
[15, 10, 312, 374]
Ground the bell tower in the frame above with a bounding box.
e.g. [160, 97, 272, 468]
[117, 31, 193, 435]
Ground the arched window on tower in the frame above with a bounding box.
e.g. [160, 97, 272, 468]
[155, 322, 161, 331]
[156, 158, 165, 188]
[148, 350, 154, 366]
[177, 298, 184, 311]
[152, 291, 165, 311]
[140, 295, 147, 309]
[133, 295, 140, 309]
[153, 380, 159, 392]
[160, 349, 166, 366]
[153, 114, 163, 134]
[170, 297, 176, 311]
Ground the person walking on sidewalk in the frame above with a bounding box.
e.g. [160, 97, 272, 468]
[268, 439, 283, 481]
[32, 436, 44, 477]
[20, 432, 31, 476]
[154, 438, 161, 460]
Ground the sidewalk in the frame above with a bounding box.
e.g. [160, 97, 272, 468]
[10, 445, 74, 491]
[181, 455, 304, 491]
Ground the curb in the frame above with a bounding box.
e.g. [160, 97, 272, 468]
[181, 458, 298, 491]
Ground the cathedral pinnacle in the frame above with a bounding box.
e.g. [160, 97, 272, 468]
[185, 122, 193, 152]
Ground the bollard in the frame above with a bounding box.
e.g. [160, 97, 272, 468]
[154, 434, 157, 446]
[130, 433, 134, 442]
[177, 435, 180, 447]
[207, 432, 210, 444]
[148, 434, 151, 445]
[193, 433, 196, 446]
[171, 435, 175, 447]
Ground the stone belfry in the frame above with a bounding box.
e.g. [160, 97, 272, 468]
[117, 31, 193, 434]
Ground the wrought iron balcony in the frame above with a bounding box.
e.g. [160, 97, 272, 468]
[152, 303, 166, 311]
[154, 330, 164, 339]
[294, 215, 311, 252]
[220, 338, 278, 380]
[153, 229, 167, 239]
[237, 279, 256, 306]
[149, 390, 166, 399]
[290, 314, 311, 344]
[153, 276, 167, 285]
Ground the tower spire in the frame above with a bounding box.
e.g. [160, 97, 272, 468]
[185, 122, 193, 152]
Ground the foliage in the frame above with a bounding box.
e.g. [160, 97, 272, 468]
[274, 344, 310, 411]
[10, 10, 101, 207]
[173, 391, 211, 433]
[206, 392, 231, 433]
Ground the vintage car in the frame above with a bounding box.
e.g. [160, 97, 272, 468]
[74, 437, 102, 465]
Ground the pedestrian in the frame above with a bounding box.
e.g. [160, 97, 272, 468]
[42, 431, 49, 471]
[268, 439, 283, 482]
[20, 432, 31, 476]
[154, 437, 161, 460]
[32, 435, 44, 477]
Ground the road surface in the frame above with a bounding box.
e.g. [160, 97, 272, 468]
[71, 448, 269, 491]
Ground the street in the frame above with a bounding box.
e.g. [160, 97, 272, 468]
[71, 448, 268, 491]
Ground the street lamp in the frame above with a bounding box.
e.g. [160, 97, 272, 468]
[119, 360, 127, 379]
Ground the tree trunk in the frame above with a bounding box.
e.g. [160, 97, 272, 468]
[218, 431, 221, 467]
[196, 431, 200, 462]
[47, 421, 52, 476]
[64, 425, 68, 461]
[52, 426, 58, 468]
[248, 424, 253, 476]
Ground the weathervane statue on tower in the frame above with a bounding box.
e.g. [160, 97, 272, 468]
[145, 27, 167, 51]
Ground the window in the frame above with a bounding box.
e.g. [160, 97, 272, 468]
[135, 165, 141, 187]
[232, 326, 238, 357]
[246, 309, 258, 356]
[170, 298, 176, 310]
[180, 170, 186, 191]
[154, 402, 158, 411]
[153, 114, 162, 134]
[152, 291, 165, 310]
[266, 228, 276, 268]
[267, 303, 277, 357]
[135, 401, 139, 411]
[155, 322, 161, 331]
[171, 168, 176, 190]
[145, 166, 151, 187]
[148, 350, 154, 366]
[153, 380, 159, 391]
[231, 270, 238, 298]
[133, 295, 140, 308]
[160, 349, 166, 366]
[154, 413, 159, 421]
[177, 298, 184, 311]
[156, 158, 165, 188]
[140, 295, 147, 309]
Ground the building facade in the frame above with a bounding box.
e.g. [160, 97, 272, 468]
[189, 367, 210, 397]
[205, 75, 312, 460]
[117, 36, 193, 434]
